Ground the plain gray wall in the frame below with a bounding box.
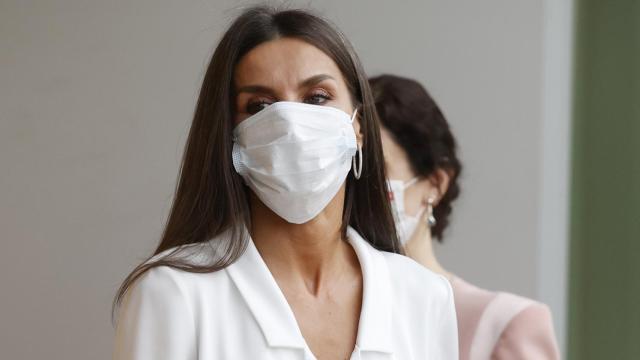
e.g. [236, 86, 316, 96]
[0, 1, 568, 358]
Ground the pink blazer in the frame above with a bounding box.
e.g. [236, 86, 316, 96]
[451, 276, 560, 360]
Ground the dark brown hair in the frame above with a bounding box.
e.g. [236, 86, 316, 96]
[370, 74, 462, 241]
[112, 6, 400, 318]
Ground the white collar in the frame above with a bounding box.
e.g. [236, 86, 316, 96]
[224, 226, 394, 354]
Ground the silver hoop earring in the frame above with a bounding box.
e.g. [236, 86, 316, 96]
[352, 143, 363, 179]
[426, 197, 437, 228]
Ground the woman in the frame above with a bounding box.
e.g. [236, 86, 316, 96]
[371, 74, 560, 359]
[112, 7, 458, 360]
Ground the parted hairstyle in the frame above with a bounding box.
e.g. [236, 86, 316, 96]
[112, 6, 401, 317]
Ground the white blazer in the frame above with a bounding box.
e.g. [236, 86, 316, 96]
[113, 227, 459, 360]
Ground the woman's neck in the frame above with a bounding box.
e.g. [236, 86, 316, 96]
[248, 192, 359, 296]
[404, 224, 453, 281]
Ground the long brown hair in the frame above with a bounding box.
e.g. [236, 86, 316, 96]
[112, 5, 400, 318]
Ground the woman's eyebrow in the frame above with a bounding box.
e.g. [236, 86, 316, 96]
[235, 84, 273, 95]
[299, 74, 335, 88]
[235, 74, 336, 95]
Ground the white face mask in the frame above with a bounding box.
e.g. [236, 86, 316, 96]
[387, 177, 420, 244]
[232, 101, 358, 224]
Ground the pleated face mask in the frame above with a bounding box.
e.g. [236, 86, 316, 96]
[232, 101, 358, 224]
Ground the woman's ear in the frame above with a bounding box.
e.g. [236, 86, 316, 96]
[428, 168, 451, 204]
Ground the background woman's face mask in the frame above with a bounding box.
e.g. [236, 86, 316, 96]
[232, 101, 358, 224]
[387, 177, 421, 244]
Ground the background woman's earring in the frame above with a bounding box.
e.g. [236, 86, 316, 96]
[352, 143, 363, 179]
[426, 197, 437, 228]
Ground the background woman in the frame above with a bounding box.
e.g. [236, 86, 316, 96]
[371, 74, 560, 359]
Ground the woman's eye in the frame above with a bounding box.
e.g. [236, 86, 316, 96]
[246, 100, 272, 115]
[304, 92, 331, 105]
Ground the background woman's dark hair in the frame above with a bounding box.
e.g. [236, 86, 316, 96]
[112, 6, 400, 318]
[369, 74, 462, 241]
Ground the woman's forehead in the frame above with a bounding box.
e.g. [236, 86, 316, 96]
[234, 37, 344, 89]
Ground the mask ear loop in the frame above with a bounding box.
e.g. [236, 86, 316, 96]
[351, 108, 363, 179]
[403, 177, 420, 189]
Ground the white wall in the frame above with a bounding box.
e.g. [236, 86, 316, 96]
[538, 0, 573, 353]
[0, 1, 569, 358]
